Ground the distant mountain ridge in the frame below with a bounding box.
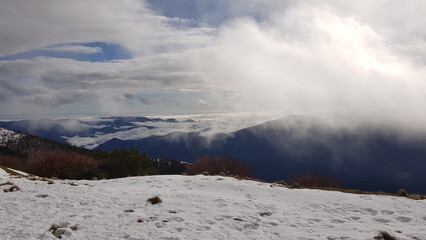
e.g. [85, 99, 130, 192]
[96, 116, 426, 194]
[0, 116, 181, 144]
[0, 127, 185, 177]
[3, 114, 426, 194]
[0, 127, 92, 158]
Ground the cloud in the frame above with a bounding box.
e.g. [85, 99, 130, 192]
[0, 54, 203, 115]
[186, 1, 426, 132]
[0, 0, 211, 57]
[123, 93, 154, 105]
[1, 0, 426, 133]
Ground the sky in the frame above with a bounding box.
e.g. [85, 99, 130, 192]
[1, 0, 426, 131]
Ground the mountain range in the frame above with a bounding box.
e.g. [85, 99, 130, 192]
[1, 115, 426, 194]
[96, 116, 426, 194]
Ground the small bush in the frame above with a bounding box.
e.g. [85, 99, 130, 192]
[398, 188, 408, 197]
[147, 196, 162, 205]
[287, 173, 341, 188]
[374, 231, 397, 240]
[186, 156, 252, 178]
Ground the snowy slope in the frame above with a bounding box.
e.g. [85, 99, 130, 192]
[0, 169, 425, 240]
[0, 127, 23, 147]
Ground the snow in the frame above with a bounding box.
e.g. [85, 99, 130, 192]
[0, 127, 23, 147]
[0, 169, 425, 240]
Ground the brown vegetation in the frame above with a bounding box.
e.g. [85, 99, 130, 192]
[374, 231, 397, 240]
[147, 196, 162, 205]
[0, 155, 25, 171]
[398, 188, 408, 197]
[3, 184, 20, 192]
[27, 150, 98, 179]
[186, 156, 252, 178]
[287, 173, 341, 188]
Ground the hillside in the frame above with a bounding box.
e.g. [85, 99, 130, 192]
[96, 116, 426, 194]
[0, 127, 185, 178]
[1, 168, 425, 239]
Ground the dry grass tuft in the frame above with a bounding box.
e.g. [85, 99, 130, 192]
[259, 212, 273, 217]
[48, 224, 62, 232]
[373, 231, 398, 240]
[0, 181, 14, 186]
[70, 225, 79, 231]
[2, 183, 20, 192]
[0, 165, 24, 177]
[147, 196, 162, 205]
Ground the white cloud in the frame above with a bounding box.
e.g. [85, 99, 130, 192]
[1, 0, 426, 132]
[0, 0, 211, 57]
[187, 1, 426, 131]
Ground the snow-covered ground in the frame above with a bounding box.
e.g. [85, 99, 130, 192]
[0, 127, 23, 147]
[0, 168, 425, 240]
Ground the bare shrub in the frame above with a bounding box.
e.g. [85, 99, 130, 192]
[287, 173, 341, 188]
[186, 156, 252, 178]
[398, 188, 408, 197]
[27, 150, 98, 179]
[147, 196, 162, 205]
[373, 231, 397, 240]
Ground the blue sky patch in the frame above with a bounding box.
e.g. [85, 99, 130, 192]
[0, 42, 133, 62]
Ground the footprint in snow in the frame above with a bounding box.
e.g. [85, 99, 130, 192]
[330, 219, 345, 224]
[204, 220, 216, 225]
[307, 218, 322, 223]
[380, 210, 395, 215]
[396, 216, 412, 222]
[243, 223, 259, 230]
[373, 217, 391, 223]
[265, 221, 279, 227]
[155, 222, 165, 228]
[363, 208, 378, 215]
[168, 217, 184, 222]
[196, 226, 211, 231]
